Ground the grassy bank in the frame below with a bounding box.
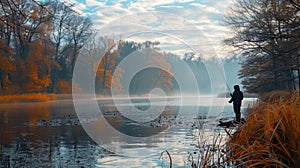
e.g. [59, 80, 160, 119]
[0, 93, 57, 103]
[227, 91, 300, 167]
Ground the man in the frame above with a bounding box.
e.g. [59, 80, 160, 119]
[229, 85, 244, 122]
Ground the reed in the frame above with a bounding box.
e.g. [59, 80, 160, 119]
[160, 150, 172, 168]
[259, 90, 291, 103]
[183, 122, 231, 167]
[226, 91, 300, 167]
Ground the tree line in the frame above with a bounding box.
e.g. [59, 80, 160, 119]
[224, 0, 300, 93]
[0, 0, 92, 94]
[0, 0, 210, 95]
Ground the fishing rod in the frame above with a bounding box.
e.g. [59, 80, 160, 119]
[225, 81, 232, 96]
[213, 62, 232, 95]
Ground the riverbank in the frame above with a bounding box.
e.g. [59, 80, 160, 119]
[0, 93, 57, 103]
[0, 94, 105, 104]
[224, 91, 300, 167]
[182, 91, 300, 167]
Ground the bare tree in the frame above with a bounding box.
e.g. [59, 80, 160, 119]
[64, 14, 92, 80]
[47, 0, 73, 92]
[46, 0, 92, 92]
[0, 0, 53, 59]
[224, 0, 300, 93]
[290, 0, 300, 11]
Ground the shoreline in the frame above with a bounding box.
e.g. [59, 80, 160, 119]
[0, 93, 58, 104]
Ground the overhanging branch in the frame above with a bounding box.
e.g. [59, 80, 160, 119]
[290, 0, 300, 11]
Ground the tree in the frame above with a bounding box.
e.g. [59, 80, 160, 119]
[127, 49, 174, 95]
[47, 0, 72, 92]
[0, 0, 92, 94]
[96, 39, 118, 94]
[0, 0, 53, 93]
[77, 35, 123, 95]
[290, 0, 300, 10]
[47, 0, 92, 92]
[0, 40, 15, 93]
[111, 67, 124, 95]
[0, 0, 53, 59]
[224, 0, 300, 93]
[64, 14, 92, 80]
[18, 42, 52, 92]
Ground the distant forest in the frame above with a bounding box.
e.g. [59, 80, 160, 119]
[0, 0, 214, 95]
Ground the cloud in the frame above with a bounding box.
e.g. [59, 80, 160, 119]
[72, 0, 234, 58]
[85, 0, 104, 6]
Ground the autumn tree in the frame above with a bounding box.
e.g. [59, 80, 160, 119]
[94, 39, 173, 95]
[95, 38, 118, 94]
[47, 0, 73, 93]
[76, 35, 123, 95]
[20, 42, 52, 92]
[0, 0, 54, 93]
[111, 67, 124, 95]
[0, 40, 15, 93]
[0, 0, 52, 59]
[64, 14, 92, 80]
[0, 0, 93, 94]
[224, 0, 300, 93]
[48, 1, 92, 92]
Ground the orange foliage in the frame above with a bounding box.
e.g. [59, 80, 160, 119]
[148, 51, 173, 92]
[0, 40, 15, 93]
[53, 80, 72, 93]
[0, 56, 14, 72]
[111, 67, 124, 95]
[227, 92, 300, 167]
[19, 42, 51, 93]
[96, 48, 120, 94]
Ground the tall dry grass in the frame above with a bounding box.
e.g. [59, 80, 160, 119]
[226, 91, 300, 167]
[259, 90, 291, 103]
[0, 93, 57, 103]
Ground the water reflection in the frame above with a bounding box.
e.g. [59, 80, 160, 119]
[100, 104, 178, 137]
[0, 101, 105, 167]
[0, 97, 255, 167]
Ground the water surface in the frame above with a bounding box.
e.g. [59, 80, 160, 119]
[0, 97, 255, 167]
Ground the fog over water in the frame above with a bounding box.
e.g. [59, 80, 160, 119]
[0, 96, 256, 167]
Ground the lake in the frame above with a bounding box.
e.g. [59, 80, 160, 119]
[0, 96, 256, 167]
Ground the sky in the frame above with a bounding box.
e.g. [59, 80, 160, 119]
[64, 0, 242, 91]
[63, 0, 235, 59]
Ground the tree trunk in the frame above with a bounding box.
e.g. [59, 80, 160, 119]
[101, 68, 107, 94]
[0, 71, 3, 91]
[48, 68, 57, 93]
[298, 69, 300, 90]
